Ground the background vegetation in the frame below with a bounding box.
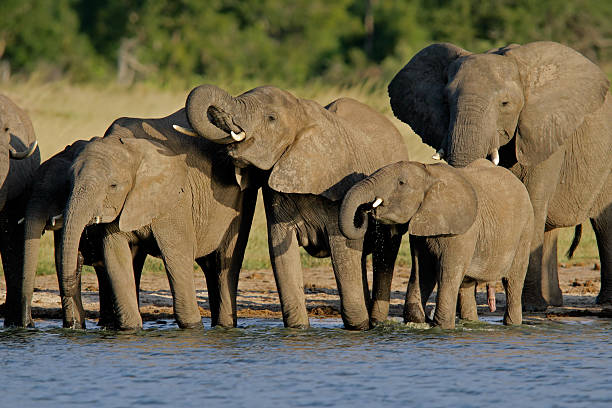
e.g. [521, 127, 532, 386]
[0, 0, 605, 276]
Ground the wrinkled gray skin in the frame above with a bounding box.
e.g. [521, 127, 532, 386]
[340, 159, 534, 329]
[0, 95, 41, 327]
[17, 138, 147, 328]
[59, 110, 257, 330]
[388, 41, 612, 310]
[180, 85, 409, 329]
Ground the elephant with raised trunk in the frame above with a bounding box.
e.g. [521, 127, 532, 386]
[0, 94, 40, 327]
[17, 138, 148, 328]
[175, 86, 409, 329]
[340, 159, 534, 329]
[388, 41, 612, 310]
[59, 110, 257, 329]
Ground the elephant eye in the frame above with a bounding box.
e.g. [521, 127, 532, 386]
[4, 127, 8, 132]
[267, 114, 276, 122]
[398, 180, 405, 186]
[110, 183, 118, 189]
[501, 101, 509, 107]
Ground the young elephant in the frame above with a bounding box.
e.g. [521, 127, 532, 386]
[175, 86, 409, 329]
[340, 159, 534, 329]
[18, 138, 147, 328]
[59, 110, 257, 330]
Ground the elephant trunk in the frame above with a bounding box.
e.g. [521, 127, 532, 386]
[60, 187, 96, 299]
[185, 85, 241, 144]
[339, 178, 378, 240]
[446, 98, 496, 167]
[19, 201, 50, 327]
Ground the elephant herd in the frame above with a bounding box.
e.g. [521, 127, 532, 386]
[0, 41, 610, 331]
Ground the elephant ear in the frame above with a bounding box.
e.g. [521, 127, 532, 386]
[268, 123, 362, 201]
[502, 41, 610, 166]
[408, 164, 477, 237]
[119, 139, 188, 232]
[388, 43, 471, 149]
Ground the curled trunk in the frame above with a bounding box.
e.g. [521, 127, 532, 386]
[339, 180, 376, 240]
[185, 85, 237, 143]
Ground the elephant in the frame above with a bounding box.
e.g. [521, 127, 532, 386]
[339, 159, 534, 329]
[388, 41, 612, 310]
[0, 94, 41, 327]
[174, 85, 409, 329]
[17, 138, 148, 328]
[59, 109, 257, 329]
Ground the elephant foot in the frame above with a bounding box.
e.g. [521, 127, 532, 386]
[369, 301, 390, 326]
[178, 321, 204, 330]
[403, 303, 426, 323]
[595, 292, 612, 306]
[343, 318, 369, 331]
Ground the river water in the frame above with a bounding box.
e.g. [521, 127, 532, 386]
[1, 316, 610, 407]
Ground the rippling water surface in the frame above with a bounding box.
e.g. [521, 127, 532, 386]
[1, 316, 610, 407]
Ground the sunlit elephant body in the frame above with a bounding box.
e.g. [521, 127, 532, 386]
[340, 159, 534, 329]
[59, 110, 256, 329]
[0, 94, 41, 326]
[18, 138, 148, 328]
[179, 86, 409, 329]
[388, 41, 612, 310]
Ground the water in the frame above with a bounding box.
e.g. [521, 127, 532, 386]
[1, 316, 610, 407]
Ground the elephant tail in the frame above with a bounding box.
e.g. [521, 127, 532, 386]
[565, 224, 583, 259]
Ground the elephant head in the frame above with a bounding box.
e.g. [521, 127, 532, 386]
[176, 85, 407, 201]
[340, 161, 477, 240]
[388, 42, 610, 167]
[0, 95, 39, 209]
[59, 136, 187, 322]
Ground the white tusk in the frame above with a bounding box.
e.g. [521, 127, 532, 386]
[372, 197, 383, 208]
[17, 217, 25, 225]
[173, 124, 198, 137]
[51, 214, 63, 226]
[231, 130, 246, 141]
[94, 216, 101, 224]
[490, 148, 500, 166]
[432, 148, 444, 161]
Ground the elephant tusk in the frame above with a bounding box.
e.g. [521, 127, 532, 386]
[51, 214, 63, 226]
[17, 217, 24, 225]
[94, 216, 101, 224]
[10, 140, 38, 160]
[490, 148, 500, 166]
[432, 148, 444, 161]
[173, 124, 198, 137]
[372, 197, 383, 208]
[231, 130, 246, 142]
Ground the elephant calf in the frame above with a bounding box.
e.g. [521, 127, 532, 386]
[340, 159, 533, 329]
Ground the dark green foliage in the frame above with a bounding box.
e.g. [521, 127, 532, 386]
[1, 0, 610, 85]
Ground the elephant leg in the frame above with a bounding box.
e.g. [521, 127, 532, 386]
[457, 279, 478, 321]
[328, 232, 370, 331]
[94, 265, 114, 328]
[592, 209, 612, 305]
[54, 230, 86, 329]
[199, 256, 221, 327]
[131, 248, 147, 308]
[103, 228, 142, 330]
[404, 237, 436, 323]
[370, 226, 401, 325]
[521, 152, 564, 310]
[0, 218, 24, 327]
[267, 222, 309, 328]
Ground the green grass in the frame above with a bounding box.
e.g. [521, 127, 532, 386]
[1, 80, 600, 279]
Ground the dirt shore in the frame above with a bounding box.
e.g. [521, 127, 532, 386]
[1, 263, 609, 326]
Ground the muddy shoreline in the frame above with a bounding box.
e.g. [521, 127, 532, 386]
[2, 264, 610, 326]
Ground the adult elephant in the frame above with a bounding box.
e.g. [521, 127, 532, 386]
[59, 110, 257, 329]
[388, 41, 611, 310]
[17, 138, 148, 328]
[174, 86, 409, 329]
[0, 94, 40, 326]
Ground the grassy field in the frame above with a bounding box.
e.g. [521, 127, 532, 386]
[2, 80, 600, 278]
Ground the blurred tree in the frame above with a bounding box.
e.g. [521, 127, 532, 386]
[0, 0, 106, 81]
